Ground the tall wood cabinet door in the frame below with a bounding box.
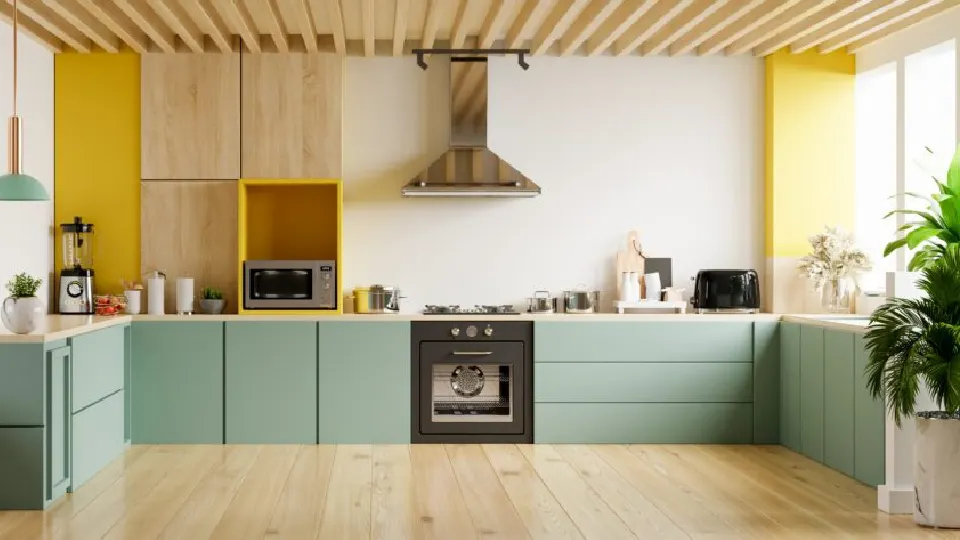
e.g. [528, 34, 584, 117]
[141, 53, 241, 179]
[241, 53, 342, 178]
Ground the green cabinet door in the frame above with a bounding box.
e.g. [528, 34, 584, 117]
[71, 325, 125, 413]
[780, 322, 801, 451]
[131, 322, 224, 444]
[0, 428, 44, 509]
[800, 325, 824, 461]
[0, 344, 44, 426]
[46, 346, 71, 502]
[754, 321, 780, 444]
[823, 329, 855, 477]
[317, 322, 410, 443]
[225, 322, 318, 444]
[854, 333, 886, 487]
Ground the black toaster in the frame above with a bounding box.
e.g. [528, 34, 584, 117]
[691, 269, 760, 313]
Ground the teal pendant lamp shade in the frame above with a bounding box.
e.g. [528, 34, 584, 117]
[1, 0, 49, 202]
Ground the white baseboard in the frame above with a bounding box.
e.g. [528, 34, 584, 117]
[879, 484, 914, 514]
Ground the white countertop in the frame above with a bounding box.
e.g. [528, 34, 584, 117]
[0, 312, 869, 343]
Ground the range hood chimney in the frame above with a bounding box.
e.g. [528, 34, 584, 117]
[402, 52, 540, 198]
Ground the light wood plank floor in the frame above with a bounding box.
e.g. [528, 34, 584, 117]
[1, 444, 957, 540]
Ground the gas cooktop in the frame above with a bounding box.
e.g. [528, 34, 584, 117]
[423, 305, 522, 315]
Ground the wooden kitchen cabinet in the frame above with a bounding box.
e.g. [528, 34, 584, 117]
[240, 53, 342, 179]
[141, 53, 241, 179]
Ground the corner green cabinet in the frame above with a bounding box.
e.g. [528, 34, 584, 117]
[131, 322, 224, 444]
[799, 325, 825, 461]
[317, 322, 410, 443]
[823, 329, 855, 477]
[225, 322, 318, 444]
[780, 322, 801, 451]
[46, 346, 71, 502]
[854, 333, 886, 487]
[753, 321, 780, 444]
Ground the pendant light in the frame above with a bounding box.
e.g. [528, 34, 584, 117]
[0, 0, 49, 201]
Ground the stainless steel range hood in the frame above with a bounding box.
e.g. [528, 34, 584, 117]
[401, 58, 540, 198]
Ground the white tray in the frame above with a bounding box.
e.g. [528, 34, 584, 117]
[613, 300, 687, 314]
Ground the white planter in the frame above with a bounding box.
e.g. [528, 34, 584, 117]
[914, 414, 960, 528]
[1, 296, 43, 334]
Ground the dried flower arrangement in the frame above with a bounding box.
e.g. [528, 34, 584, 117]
[798, 225, 872, 290]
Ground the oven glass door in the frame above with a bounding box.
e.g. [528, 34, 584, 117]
[250, 268, 312, 300]
[419, 341, 524, 435]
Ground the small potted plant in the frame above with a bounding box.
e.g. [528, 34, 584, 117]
[1, 272, 44, 334]
[199, 287, 225, 315]
[865, 244, 960, 528]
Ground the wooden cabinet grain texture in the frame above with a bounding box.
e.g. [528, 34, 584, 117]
[240, 53, 342, 178]
[141, 53, 241, 179]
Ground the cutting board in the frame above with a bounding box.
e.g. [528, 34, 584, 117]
[616, 231, 645, 297]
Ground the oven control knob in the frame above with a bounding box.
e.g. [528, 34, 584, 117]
[450, 328, 460, 337]
[466, 325, 478, 338]
[484, 326, 494, 337]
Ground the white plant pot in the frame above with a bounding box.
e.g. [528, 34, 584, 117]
[1, 296, 44, 334]
[914, 414, 960, 528]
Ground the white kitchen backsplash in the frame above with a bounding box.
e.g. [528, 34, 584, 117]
[341, 55, 764, 311]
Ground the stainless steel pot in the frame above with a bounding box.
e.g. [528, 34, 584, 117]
[353, 284, 403, 314]
[563, 287, 600, 314]
[527, 290, 557, 314]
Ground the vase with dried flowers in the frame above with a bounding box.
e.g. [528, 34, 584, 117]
[798, 226, 872, 313]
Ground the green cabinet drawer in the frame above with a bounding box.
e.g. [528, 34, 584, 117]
[535, 362, 753, 403]
[317, 322, 410, 443]
[0, 427, 44, 509]
[753, 321, 780, 444]
[72, 325, 126, 413]
[132, 322, 224, 444]
[780, 322, 801, 451]
[0, 344, 44, 426]
[823, 329, 855, 477]
[854, 333, 886, 487]
[225, 322, 318, 444]
[535, 403, 753, 444]
[71, 390, 125, 491]
[800, 325, 824, 461]
[534, 321, 753, 363]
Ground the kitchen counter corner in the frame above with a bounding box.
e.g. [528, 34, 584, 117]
[0, 315, 133, 343]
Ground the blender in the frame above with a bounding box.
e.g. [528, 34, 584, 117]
[59, 216, 95, 315]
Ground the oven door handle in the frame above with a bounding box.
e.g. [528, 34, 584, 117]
[452, 351, 493, 356]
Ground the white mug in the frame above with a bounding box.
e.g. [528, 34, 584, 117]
[124, 290, 141, 315]
[644, 273, 661, 301]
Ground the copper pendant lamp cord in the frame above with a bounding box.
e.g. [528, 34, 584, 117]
[7, 0, 21, 174]
[12, 0, 17, 115]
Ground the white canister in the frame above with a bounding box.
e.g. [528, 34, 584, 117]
[619, 272, 640, 302]
[176, 277, 194, 315]
[644, 272, 661, 301]
[124, 290, 141, 315]
[147, 272, 165, 315]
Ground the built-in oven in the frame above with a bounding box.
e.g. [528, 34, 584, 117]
[411, 320, 532, 443]
[243, 260, 336, 310]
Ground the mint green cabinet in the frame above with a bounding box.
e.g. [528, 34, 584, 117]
[754, 322, 780, 444]
[854, 333, 886, 487]
[799, 325, 824, 461]
[0, 428, 44, 509]
[823, 329, 855, 477]
[0, 344, 44, 425]
[317, 322, 410, 443]
[131, 322, 224, 444]
[46, 346, 71, 502]
[225, 322, 318, 444]
[71, 325, 125, 413]
[72, 390, 125, 489]
[780, 322, 801, 451]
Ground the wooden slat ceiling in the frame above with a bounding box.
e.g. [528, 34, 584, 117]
[2, 0, 958, 56]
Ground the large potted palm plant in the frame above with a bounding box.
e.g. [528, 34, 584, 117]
[865, 243, 960, 528]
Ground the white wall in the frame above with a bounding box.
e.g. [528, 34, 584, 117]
[342, 55, 764, 311]
[0, 22, 53, 309]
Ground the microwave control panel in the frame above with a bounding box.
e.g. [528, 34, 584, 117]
[317, 264, 336, 308]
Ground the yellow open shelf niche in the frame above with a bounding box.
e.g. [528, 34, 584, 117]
[237, 178, 343, 315]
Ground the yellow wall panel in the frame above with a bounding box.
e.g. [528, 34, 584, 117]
[765, 49, 856, 258]
[55, 52, 140, 295]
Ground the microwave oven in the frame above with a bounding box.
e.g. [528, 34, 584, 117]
[243, 260, 337, 310]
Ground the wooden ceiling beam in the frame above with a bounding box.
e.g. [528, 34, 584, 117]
[421, 0, 449, 49]
[479, 0, 514, 48]
[559, 0, 624, 55]
[586, 0, 657, 56]
[76, 0, 147, 53]
[449, 0, 469, 48]
[147, 0, 204, 52]
[281, 0, 318, 52]
[211, 0, 260, 52]
[254, 0, 290, 52]
[698, 0, 804, 55]
[531, 0, 592, 55]
[616, 0, 694, 56]
[114, 0, 175, 52]
[361, 0, 374, 56]
[307, 0, 343, 53]
[38, 0, 118, 52]
[726, 0, 838, 55]
[392, 0, 409, 55]
[0, 1, 60, 52]
[178, 0, 232, 53]
[16, 0, 90, 52]
[820, 0, 953, 52]
[643, 0, 728, 56]
[848, 0, 960, 50]
[791, 0, 909, 53]
[669, 0, 765, 55]
[505, 0, 548, 49]
[752, 0, 869, 56]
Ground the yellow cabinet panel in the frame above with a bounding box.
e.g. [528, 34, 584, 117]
[240, 53, 342, 179]
[141, 53, 241, 179]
